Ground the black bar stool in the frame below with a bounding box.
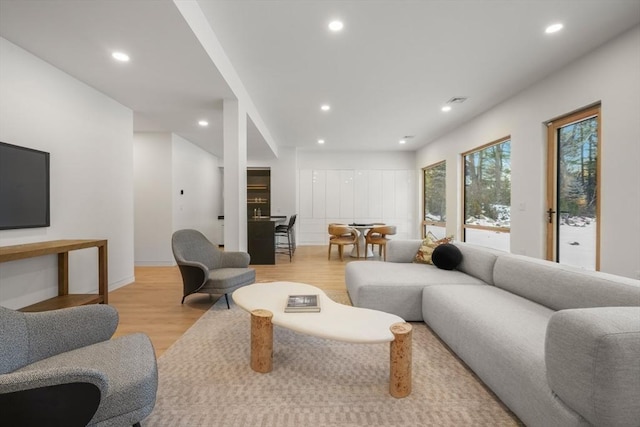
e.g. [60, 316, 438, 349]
[275, 214, 297, 261]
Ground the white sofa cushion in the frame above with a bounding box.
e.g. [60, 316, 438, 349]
[421, 284, 585, 427]
[346, 261, 485, 321]
[493, 254, 640, 310]
[453, 242, 506, 285]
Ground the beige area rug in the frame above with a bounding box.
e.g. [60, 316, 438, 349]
[143, 292, 521, 426]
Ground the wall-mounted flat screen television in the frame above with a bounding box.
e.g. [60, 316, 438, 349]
[0, 142, 50, 230]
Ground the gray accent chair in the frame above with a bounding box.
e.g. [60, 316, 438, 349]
[0, 304, 158, 426]
[172, 229, 256, 307]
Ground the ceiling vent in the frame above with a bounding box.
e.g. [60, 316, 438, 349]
[447, 97, 468, 104]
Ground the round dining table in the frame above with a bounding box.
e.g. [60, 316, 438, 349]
[348, 223, 375, 258]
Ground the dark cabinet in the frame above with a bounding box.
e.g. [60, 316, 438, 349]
[247, 168, 275, 264]
[248, 219, 275, 265]
[247, 169, 270, 218]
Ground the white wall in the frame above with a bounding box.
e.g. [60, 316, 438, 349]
[133, 132, 173, 265]
[248, 146, 298, 217]
[296, 151, 418, 245]
[416, 25, 640, 279]
[172, 133, 221, 244]
[133, 132, 221, 265]
[0, 38, 135, 309]
[298, 151, 416, 171]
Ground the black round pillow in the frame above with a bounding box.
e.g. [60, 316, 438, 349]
[431, 243, 463, 270]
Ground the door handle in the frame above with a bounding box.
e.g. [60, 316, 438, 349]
[547, 208, 556, 224]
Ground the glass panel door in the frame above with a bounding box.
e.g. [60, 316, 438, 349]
[546, 106, 600, 270]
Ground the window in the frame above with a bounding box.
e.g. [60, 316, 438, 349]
[546, 105, 600, 270]
[462, 137, 511, 251]
[422, 161, 446, 238]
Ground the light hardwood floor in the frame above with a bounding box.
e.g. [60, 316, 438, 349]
[110, 245, 369, 356]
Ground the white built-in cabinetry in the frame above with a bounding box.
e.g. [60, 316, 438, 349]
[298, 169, 416, 245]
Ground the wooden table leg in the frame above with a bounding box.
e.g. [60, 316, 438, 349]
[98, 242, 108, 304]
[389, 322, 412, 398]
[57, 252, 69, 297]
[250, 309, 273, 373]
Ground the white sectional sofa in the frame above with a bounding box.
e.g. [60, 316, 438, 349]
[346, 240, 640, 427]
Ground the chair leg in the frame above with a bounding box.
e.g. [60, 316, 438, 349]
[328, 243, 332, 260]
[292, 229, 295, 253]
[356, 243, 360, 259]
[224, 294, 230, 309]
[292, 228, 296, 252]
[338, 245, 343, 261]
[364, 242, 368, 259]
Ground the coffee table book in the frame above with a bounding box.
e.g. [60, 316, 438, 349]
[285, 294, 321, 313]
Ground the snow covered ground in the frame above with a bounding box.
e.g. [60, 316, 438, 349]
[427, 221, 596, 271]
[464, 225, 596, 270]
[558, 222, 596, 271]
[464, 228, 510, 252]
[425, 226, 447, 240]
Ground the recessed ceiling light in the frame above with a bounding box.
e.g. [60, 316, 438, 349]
[318, 139, 325, 144]
[198, 120, 209, 127]
[441, 106, 452, 112]
[399, 139, 406, 144]
[328, 20, 344, 32]
[321, 104, 331, 111]
[111, 51, 130, 62]
[545, 23, 564, 34]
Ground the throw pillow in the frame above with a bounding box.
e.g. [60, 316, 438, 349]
[432, 243, 463, 270]
[414, 232, 452, 264]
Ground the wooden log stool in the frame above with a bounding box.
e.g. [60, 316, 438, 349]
[250, 309, 273, 373]
[389, 322, 413, 398]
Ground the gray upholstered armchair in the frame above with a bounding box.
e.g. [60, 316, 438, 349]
[172, 229, 256, 307]
[0, 304, 157, 427]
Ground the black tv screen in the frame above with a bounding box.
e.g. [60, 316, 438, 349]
[0, 142, 50, 230]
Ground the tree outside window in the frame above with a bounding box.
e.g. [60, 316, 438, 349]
[463, 137, 511, 251]
[558, 118, 597, 222]
[422, 161, 446, 238]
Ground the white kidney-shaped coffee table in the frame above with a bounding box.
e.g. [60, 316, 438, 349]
[232, 281, 412, 398]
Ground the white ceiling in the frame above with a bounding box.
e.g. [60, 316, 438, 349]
[1, 0, 639, 159]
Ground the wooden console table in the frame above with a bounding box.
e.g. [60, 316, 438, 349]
[0, 239, 108, 312]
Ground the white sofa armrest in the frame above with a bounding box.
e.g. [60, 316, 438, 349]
[385, 239, 422, 263]
[545, 307, 640, 427]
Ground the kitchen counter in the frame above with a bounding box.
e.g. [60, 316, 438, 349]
[247, 216, 286, 264]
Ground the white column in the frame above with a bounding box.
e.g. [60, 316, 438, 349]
[223, 99, 248, 251]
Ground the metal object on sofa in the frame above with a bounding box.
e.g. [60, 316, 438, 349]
[172, 229, 256, 307]
[0, 304, 158, 427]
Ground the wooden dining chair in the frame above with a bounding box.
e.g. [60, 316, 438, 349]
[365, 225, 397, 260]
[327, 224, 359, 261]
